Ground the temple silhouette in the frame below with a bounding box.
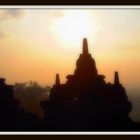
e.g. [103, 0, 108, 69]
[41, 38, 133, 131]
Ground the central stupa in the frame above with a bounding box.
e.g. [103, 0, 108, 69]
[41, 38, 132, 131]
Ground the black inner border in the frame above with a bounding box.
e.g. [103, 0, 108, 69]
[0, 0, 140, 5]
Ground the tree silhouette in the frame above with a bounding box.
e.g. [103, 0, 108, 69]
[14, 81, 50, 117]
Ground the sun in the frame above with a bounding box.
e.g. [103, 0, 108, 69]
[50, 10, 98, 46]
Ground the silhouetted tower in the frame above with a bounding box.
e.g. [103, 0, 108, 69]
[83, 38, 89, 55]
[41, 38, 132, 131]
[73, 38, 98, 81]
[55, 74, 60, 85]
[114, 71, 120, 85]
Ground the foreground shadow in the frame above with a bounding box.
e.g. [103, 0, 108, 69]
[0, 78, 39, 131]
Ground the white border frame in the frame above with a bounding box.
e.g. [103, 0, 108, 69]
[0, 5, 140, 135]
[0, 6, 140, 8]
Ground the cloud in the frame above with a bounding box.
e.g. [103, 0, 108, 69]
[0, 9, 25, 20]
[116, 42, 140, 51]
[0, 9, 25, 39]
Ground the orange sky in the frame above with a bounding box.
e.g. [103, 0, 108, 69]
[0, 9, 140, 90]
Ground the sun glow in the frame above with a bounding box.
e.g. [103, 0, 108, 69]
[50, 10, 98, 46]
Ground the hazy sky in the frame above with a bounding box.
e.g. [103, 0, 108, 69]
[0, 8, 140, 121]
[0, 9, 140, 88]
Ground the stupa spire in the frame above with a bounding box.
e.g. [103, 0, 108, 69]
[55, 74, 60, 85]
[83, 38, 89, 55]
[114, 71, 120, 85]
